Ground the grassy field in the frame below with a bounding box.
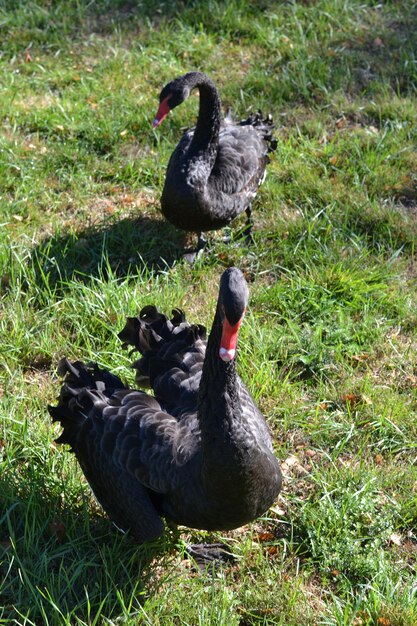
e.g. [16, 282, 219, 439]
[1, 0, 417, 624]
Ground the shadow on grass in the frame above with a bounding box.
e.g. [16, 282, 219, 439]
[31, 215, 185, 290]
[0, 471, 176, 625]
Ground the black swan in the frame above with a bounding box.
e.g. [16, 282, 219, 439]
[153, 72, 277, 254]
[49, 268, 282, 554]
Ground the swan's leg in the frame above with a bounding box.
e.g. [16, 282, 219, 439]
[222, 209, 253, 245]
[197, 232, 207, 251]
[183, 232, 207, 263]
[244, 205, 254, 244]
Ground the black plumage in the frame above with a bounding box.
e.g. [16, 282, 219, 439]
[49, 268, 282, 542]
[153, 72, 277, 245]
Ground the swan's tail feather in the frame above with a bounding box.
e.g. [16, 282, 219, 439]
[48, 358, 126, 449]
[238, 111, 277, 154]
[118, 307, 206, 379]
[118, 307, 206, 410]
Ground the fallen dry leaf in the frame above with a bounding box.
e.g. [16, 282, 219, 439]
[257, 532, 275, 542]
[351, 353, 369, 362]
[269, 505, 286, 516]
[341, 393, 361, 409]
[120, 194, 135, 206]
[389, 533, 402, 546]
[319, 401, 332, 411]
[284, 455, 299, 467]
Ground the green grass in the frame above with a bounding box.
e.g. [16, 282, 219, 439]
[1, 0, 417, 623]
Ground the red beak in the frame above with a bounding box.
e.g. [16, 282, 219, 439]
[219, 315, 244, 362]
[152, 96, 171, 127]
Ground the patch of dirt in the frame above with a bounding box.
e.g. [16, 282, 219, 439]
[17, 93, 59, 112]
[33, 187, 160, 243]
[368, 331, 417, 392]
[85, 187, 159, 225]
[24, 355, 52, 372]
[396, 195, 417, 215]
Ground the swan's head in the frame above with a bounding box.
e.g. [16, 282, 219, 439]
[152, 77, 191, 128]
[218, 268, 249, 363]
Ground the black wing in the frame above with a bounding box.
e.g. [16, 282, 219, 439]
[49, 359, 200, 540]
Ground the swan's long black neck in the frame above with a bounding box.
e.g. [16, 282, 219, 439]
[184, 72, 222, 158]
[197, 305, 242, 442]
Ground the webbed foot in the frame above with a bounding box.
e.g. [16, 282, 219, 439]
[185, 542, 236, 571]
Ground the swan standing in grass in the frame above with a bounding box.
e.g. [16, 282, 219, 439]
[153, 72, 277, 257]
[49, 268, 282, 556]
